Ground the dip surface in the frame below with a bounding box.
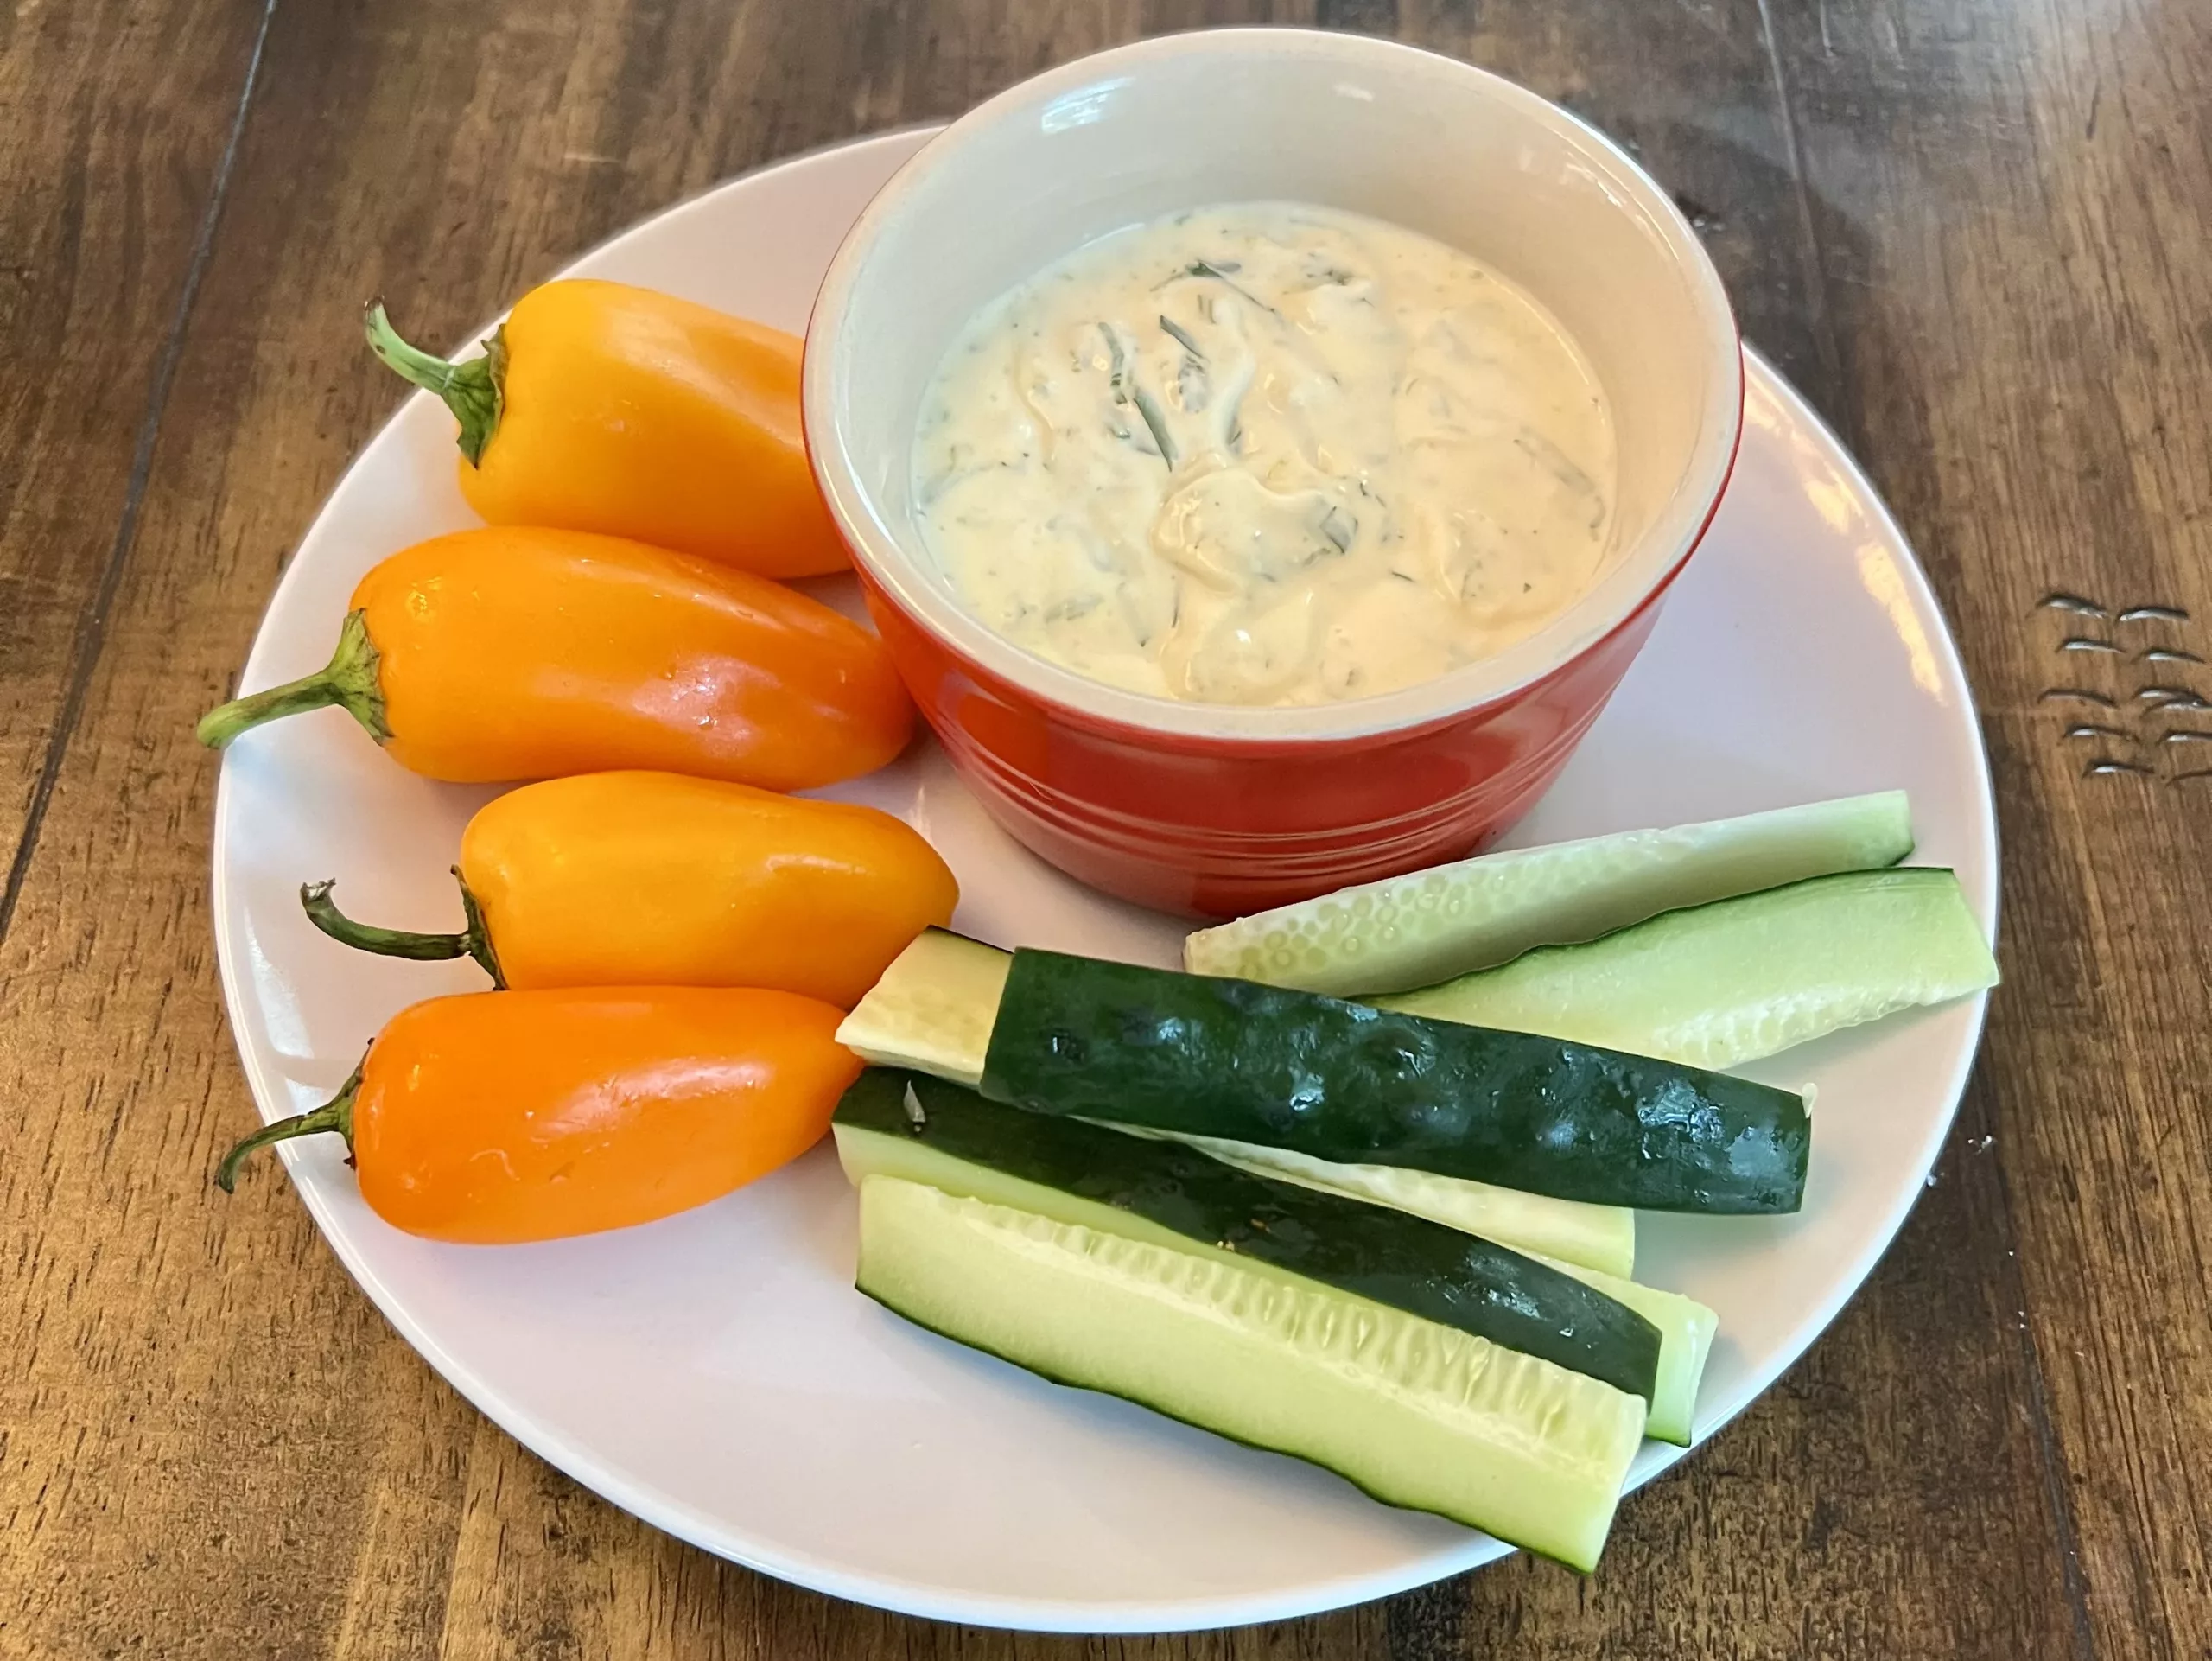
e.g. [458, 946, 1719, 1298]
[912, 202, 1617, 706]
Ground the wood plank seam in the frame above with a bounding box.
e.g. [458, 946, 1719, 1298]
[1756, 11, 2110, 1652]
[2018, 1294, 2101, 1661]
[1752, 0, 1846, 405]
[0, 0, 283, 948]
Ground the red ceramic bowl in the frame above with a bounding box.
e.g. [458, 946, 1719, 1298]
[804, 31, 1743, 917]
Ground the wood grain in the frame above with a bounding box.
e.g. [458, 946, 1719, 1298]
[1770, 2, 2212, 1657]
[1, 0, 2207, 1655]
[0, 0, 273, 926]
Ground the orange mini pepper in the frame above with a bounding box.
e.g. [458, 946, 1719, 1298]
[301, 771, 959, 1008]
[365, 279, 848, 579]
[195, 526, 912, 789]
[216, 986, 862, 1244]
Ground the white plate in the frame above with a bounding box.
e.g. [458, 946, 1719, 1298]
[212, 127, 1998, 1632]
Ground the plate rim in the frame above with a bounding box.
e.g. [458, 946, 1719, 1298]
[209, 124, 1999, 1633]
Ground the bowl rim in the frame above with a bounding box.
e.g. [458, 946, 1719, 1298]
[803, 26, 1745, 746]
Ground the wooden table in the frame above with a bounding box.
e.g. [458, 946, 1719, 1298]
[4, 0, 2208, 1654]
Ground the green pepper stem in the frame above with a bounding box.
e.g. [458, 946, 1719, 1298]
[363, 300, 505, 466]
[216, 1065, 362, 1193]
[301, 869, 505, 987]
[454, 871, 505, 986]
[196, 608, 390, 750]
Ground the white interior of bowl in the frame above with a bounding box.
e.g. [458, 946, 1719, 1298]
[805, 29, 1742, 741]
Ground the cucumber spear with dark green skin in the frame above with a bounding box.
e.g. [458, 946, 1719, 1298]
[835, 1068, 1663, 1402]
[979, 951, 1811, 1213]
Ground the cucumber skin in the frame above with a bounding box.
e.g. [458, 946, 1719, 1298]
[856, 1176, 1645, 1569]
[1122, 1127, 1638, 1279]
[982, 951, 1811, 1214]
[835, 1070, 1662, 1402]
[1533, 1255, 1715, 1446]
[853, 1095, 1702, 1443]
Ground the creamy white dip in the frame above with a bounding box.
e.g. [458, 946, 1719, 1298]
[912, 202, 1617, 707]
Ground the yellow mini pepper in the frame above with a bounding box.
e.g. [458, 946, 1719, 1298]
[300, 771, 958, 1009]
[365, 278, 849, 579]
